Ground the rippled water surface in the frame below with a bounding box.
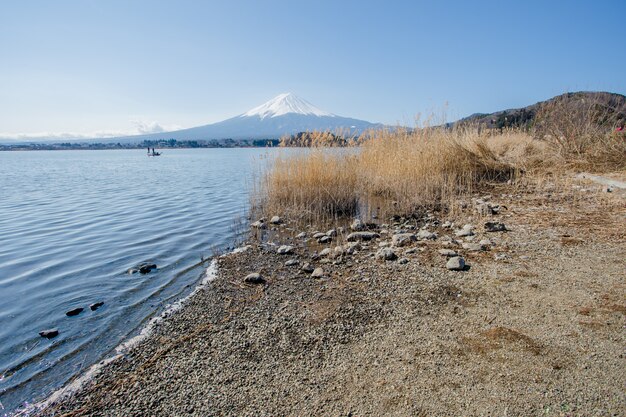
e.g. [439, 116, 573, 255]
[0, 148, 271, 413]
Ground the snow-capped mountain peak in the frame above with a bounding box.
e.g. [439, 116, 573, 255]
[242, 93, 335, 119]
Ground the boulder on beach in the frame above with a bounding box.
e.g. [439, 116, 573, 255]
[277, 245, 294, 255]
[318, 236, 332, 244]
[269, 216, 282, 224]
[455, 224, 475, 237]
[251, 219, 267, 229]
[417, 230, 437, 240]
[311, 267, 325, 278]
[375, 247, 398, 261]
[392, 233, 416, 247]
[446, 256, 466, 271]
[244, 273, 265, 284]
[438, 248, 458, 257]
[350, 219, 365, 231]
[346, 231, 380, 242]
[485, 222, 507, 232]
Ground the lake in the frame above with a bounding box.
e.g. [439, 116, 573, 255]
[0, 148, 273, 413]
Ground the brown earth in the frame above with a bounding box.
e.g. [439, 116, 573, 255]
[37, 179, 625, 417]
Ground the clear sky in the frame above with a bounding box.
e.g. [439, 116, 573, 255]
[1, 0, 625, 139]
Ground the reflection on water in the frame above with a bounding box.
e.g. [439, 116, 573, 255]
[0, 148, 272, 413]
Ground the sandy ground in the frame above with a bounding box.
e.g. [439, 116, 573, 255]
[36, 180, 625, 416]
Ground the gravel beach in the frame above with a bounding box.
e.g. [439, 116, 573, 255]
[35, 181, 625, 416]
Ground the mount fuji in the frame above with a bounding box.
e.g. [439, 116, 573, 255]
[111, 93, 382, 143]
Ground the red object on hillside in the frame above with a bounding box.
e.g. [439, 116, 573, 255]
[617, 126, 624, 131]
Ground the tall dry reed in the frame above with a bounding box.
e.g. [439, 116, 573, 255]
[256, 127, 543, 219]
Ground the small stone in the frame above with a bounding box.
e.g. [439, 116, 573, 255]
[319, 248, 333, 257]
[318, 236, 332, 244]
[346, 231, 380, 242]
[39, 328, 59, 339]
[484, 222, 507, 232]
[313, 232, 327, 239]
[479, 239, 492, 247]
[66, 307, 84, 317]
[244, 273, 265, 284]
[138, 263, 157, 274]
[446, 256, 466, 271]
[417, 230, 437, 240]
[269, 216, 282, 224]
[251, 220, 266, 229]
[311, 267, 325, 278]
[398, 258, 409, 264]
[375, 248, 398, 261]
[404, 248, 418, 254]
[475, 202, 494, 216]
[326, 229, 337, 237]
[462, 242, 484, 252]
[350, 219, 365, 231]
[391, 233, 416, 247]
[442, 221, 452, 229]
[494, 253, 509, 261]
[301, 263, 315, 273]
[438, 249, 457, 257]
[455, 224, 475, 237]
[345, 242, 361, 254]
[90, 302, 104, 311]
[277, 245, 294, 255]
[284, 259, 299, 267]
[296, 232, 307, 239]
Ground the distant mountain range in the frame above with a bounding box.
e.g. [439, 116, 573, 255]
[98, 93, 382, 144]
[3, 91, 624, 147]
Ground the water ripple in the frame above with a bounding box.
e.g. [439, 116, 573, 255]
[0, 148, 269, 413]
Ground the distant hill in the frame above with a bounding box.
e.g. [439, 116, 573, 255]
[456, 92, 626, 130]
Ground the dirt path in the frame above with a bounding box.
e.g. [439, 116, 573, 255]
[36, 184, 625, 416]
[576, 172, 626, 192]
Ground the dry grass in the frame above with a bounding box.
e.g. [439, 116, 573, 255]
[532, 93, 626, 171]
[357, 127, 535, 213]
[258, 149, 359, 219]
[256, 126, 544, 219]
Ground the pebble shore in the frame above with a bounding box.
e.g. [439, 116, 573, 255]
[33, 183, 625, 416]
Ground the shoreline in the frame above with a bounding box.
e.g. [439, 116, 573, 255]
[27, 180, 626, 416]
[14, 259, 222, 416]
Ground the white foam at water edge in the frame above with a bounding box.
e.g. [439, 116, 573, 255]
[13, 250, 238, 416]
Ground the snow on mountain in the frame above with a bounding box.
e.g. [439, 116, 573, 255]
[27, 94, 382, 144]
[242, 93, 335, 119]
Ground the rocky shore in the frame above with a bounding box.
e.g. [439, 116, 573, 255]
[34, 181, 625, 416]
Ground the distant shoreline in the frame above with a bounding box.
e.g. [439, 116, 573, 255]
[0, 139, 281, 152]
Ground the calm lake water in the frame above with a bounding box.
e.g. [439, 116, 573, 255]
[0, 148, 273, 413]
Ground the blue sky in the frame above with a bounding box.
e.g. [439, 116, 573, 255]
[1, 0, 624, 138]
